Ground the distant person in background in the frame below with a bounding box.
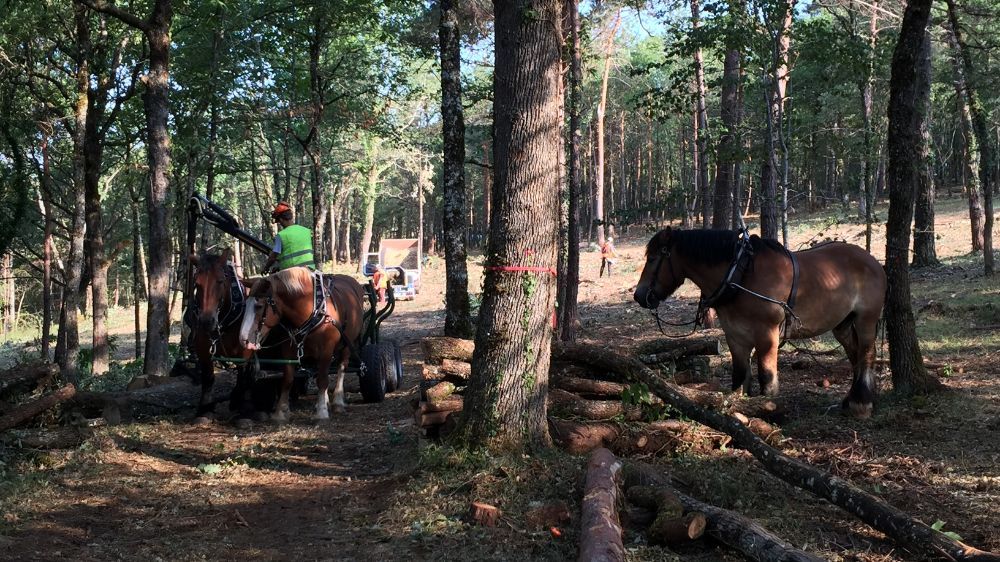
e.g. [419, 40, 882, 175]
[599, 237, 617, 277]
[374, 267, 397, 304]
[261, 202, 315, 273]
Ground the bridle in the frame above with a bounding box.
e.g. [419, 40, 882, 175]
[643, 243, 703, 336]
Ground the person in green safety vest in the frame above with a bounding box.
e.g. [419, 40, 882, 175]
[262, 201, 315, 272]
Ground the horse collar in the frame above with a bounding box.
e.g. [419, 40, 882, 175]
[700, 232, 755, 309]
[218, 263, 246, 329]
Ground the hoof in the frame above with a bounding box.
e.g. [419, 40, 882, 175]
[272, 409, 290, 424]
[843, 399, 873, 419]
[234, 417, 253, 430]
[193, 416, 213, 426]
[332, 404, 347, 415]
[761, 384, 779, 397]
[315, 409, 330, 421]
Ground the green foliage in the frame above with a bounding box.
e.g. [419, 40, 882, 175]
[622, 382, 679, 422]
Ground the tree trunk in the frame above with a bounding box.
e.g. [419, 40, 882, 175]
[947, 29, 985, 253]
[885, 0, 942, 395]
[945, 0, 995, 274]
[691, 0, 710, 228]
[60, 3, 91, 385]
[40, 131, 54, 361]
[713, 47, 739, 229]
[561, 0, 582, 342]
[594, 11, 620, 247]
[759, 0, 793, 241]
[84, 66, 110, 375]
[912, 29, 939, 268]
[440, 0, 473, 337]
[860, 2, 880, 252]
[457, 0, 562, 451]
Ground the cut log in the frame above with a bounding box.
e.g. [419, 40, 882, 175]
[414, 397, 464, 428]
[439, 359, 471, 383]
[422, 363, 441, 382]
[0, 384, 76, 431]
[549, 418, 622, 454]
[551, 375, 625, 399]
[2, 426, 91, 449]
[422, 337, 474, 364]
[548, 388, 642, 421]
[624, 461, 823, 562]
[674, 355, 729, 381]
[425, 381, 457, 404]
[638, 334, 722, 361]
[652, 512, 707, 545]
[555, 343, 1000, 561]
[672, 384, 786, 423]
[579, 448, 625, 562]
[0, 363, 59, 399]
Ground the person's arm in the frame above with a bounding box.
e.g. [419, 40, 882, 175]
[262, 235, 282, 273]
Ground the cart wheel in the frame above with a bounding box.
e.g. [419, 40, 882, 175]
[384, 339, 403, 392]
[359, 342, 393, 403]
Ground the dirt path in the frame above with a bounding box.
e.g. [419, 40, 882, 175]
[3, 307, 437, 562]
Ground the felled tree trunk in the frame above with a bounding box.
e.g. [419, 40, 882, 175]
[624, 461, 824, 562]
[555, 343, 1000, 561]
[0, 384, 76, 431]
[0, 363, 58, 398]
[549, 418, 729, 456]
[421, 337, 474, 364]
[548, 388, 642, 421]
[69, 372, 238, 423]
[551, 375, 624, 399]
[579, 448, 625, 562]
[2, 425, 92, 449]
[638, 334, 722, 360]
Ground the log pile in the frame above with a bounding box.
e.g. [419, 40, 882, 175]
[414, 337, 472, 431]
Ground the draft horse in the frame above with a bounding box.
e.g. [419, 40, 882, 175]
[240, 267, 364, 421]
[634, 228, 886, 418]
[187, 248, 275, 422]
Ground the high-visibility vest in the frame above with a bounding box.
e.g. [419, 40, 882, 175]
[277, 224, 315, 270]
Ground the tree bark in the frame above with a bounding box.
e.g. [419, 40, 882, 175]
[40, 130, 54, 361]
[561, 0, 582, 342]
[440, 0, 474, 337]
[579, 448, 625, 562]
[457, 0, 562, 451]
[0, 384, 76, 432]
[912, 30, 939, 268]
[860, 1, 880, 252]
[885, 0, 942, 394]
[945, 0, 995, 274]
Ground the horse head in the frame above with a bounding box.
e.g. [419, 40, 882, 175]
[190, 248, 232, 333]
[634, 227, 684, 309]
[240, 268, 312, 350]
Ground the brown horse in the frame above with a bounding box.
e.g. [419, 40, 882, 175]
[239, 268, 364, 421]
[634, 228, 886, 418]
[189, 249, 250, 421]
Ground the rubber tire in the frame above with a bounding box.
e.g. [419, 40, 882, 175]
[359, 342, 392, 403]
[383, 339, 403, 392]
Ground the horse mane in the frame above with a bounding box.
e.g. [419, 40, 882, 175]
[197, 252, 227, 271]
[647, 228, 786, 265]
[271, 267, 312, 298]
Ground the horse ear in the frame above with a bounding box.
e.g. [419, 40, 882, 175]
[221, 247, 232, 262]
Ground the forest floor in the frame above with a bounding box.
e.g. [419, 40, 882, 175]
[1, 195, 999, 561]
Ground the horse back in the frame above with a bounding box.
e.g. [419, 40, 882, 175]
[324, 274, 366, 340]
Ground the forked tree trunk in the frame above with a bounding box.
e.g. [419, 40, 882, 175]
[947, 29, 985, 253]
[560, 0, 582, 342]
[712, 47, 740, 229]
[885, 0, 942, 395]
[440, 0, 473, 337]
[457, 0, 562, 451]
[40, 130, 54, 361]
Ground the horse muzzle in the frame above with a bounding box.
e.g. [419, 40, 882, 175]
[633, 285, 661, 310]
[197, 314, 219, 333]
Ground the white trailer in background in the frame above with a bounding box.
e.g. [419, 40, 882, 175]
[364, 238, 422, 300]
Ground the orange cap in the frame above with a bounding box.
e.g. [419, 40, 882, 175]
[271, 202, 292, 219]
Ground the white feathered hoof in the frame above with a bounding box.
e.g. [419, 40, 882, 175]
[332, 403, 347, 415]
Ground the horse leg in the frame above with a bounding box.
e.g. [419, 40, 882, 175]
[315, 353, 332, 420]
[755, 328, 781, 397]
[331, 347, 350, 415]
[843, 317, 878, 419]
[273, 363, 295, 423]
[194, 354, 215, 423]
[726, 336, 753, 395]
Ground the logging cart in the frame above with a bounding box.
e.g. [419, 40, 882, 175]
[176, 193, 402, 404]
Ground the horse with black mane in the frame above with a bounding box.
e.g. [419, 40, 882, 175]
[187, 248, 293, 423]
[634, 227, 886, 418]
[239, 267, 364, 421]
